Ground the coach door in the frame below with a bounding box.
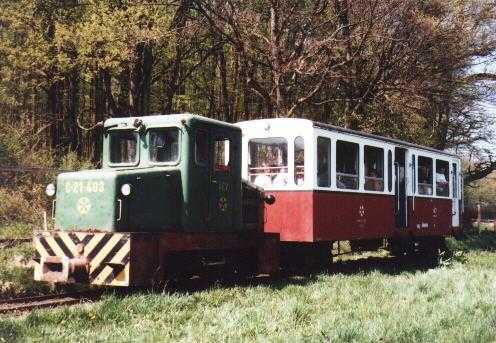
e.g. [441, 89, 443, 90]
[395, 148, 408, 228]
[452, 162, 460, 228]
[208, 131, 234, 231]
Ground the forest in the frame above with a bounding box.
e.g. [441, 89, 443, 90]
[0, 0, 495, 178]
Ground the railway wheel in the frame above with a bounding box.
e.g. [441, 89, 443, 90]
[415, 236, 446, 266]
[281, 242, 332, 274]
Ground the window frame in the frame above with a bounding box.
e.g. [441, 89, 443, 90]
[108, 129, 140, 167]
[294, 136, 305, 186]
[452, 162, 458, 199]
[364, 145, 385, 192]
[388, 150, 393, 193]
[213, 136, 231, 173]
[195, 129, 209, 167]
[435, 159, 450, 198]
[317, 136, 331, 188]
[247, 137, 289, 187]
[336, 140, 360, 191]
[417, 155, 434, 196]
[147, 127, 181, 166]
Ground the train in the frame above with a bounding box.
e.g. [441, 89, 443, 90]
[33, 114, 462, 286]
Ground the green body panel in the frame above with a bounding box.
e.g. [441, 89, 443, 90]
[54, 113, 243, 233]
[55, 170, 117, 230]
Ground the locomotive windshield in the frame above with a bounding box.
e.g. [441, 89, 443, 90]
[109, 131, 138, 164]
[149, 128, 179, 163]
[249, 138, 288, 187]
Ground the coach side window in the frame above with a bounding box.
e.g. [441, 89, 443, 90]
[436, 159, 450, 197]
[294, 137, 305, 185]
[364, 146, 384, 191]
[388, 150, 393, 192]
[418, 156, 433, 195]
[317, 137, 331, 187]
[452, 163, 458, 198]
[336, 140, 359, 190]
[248, 138, 288, 187]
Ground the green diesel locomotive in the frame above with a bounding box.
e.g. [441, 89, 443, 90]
[35, 114, 278, 286]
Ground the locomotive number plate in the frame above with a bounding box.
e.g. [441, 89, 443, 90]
[65, 181, 105, 194]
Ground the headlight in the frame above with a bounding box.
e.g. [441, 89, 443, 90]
[121, 183, 132, 196]
[45, 183, 56, 197]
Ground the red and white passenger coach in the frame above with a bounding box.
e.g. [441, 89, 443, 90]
[237, 118, 462, 259]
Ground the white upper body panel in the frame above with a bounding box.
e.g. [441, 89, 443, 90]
[236, 118, 462, 200]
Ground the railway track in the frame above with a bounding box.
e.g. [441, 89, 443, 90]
[0, 238, 31, 248]
[0, 291, 102, 314]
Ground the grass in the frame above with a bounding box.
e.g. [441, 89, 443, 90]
[1, 232, 496, 342]
[0, 223, 50, 300]
[0, 223, 33, 240]
[0, 224, 84, 300]
[0, 241, 52, 300]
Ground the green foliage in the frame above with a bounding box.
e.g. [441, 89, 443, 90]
[465, 173, 496, 214]
[60, 152, 94, 172]
[0, 117, 94, 225]
[0, 242, 51, 301]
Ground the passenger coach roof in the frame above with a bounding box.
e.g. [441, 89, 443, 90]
[104, 113, 240, 130]
[236, 118, 458, 158]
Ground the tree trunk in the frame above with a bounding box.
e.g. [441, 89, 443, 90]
[270, 2, 284, 117]
[162, 0, 192, 114]
[217, 42, 230, 122]
[93, 71, 105, 164]
[117, 67, 130, 117]
[66, 67, 80, 154]
[141, 44, 153, 115]
[48, 82, 62, 149]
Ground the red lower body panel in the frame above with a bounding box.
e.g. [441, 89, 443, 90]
[263, 190, 454, 243]
[408, 197, 453, 237]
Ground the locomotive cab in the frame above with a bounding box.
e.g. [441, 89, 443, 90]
[49, 114, 242, 233]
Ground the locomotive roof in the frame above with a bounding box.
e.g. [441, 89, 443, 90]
[104, 113, 240, 131]
[237, 118, 458, 158]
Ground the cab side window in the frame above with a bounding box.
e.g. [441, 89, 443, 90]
[214, 138, 230, 172]
[195, 130, 208, 166]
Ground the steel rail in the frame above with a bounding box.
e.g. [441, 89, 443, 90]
[0, 238, 31, 248]
[0, 291, 102, 314]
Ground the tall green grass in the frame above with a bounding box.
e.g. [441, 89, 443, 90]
[1, 232, 496, 342]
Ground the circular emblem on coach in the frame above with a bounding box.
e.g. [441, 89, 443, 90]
[359, 205, 366, 217]
[218, 197, 228, 211]
[77, 197, 91, 215]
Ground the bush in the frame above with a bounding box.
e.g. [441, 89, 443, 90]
[0, 188, 41, 225]
[0, 115, 94, 226]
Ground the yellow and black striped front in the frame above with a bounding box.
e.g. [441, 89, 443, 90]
[34, 231, 131, 286]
